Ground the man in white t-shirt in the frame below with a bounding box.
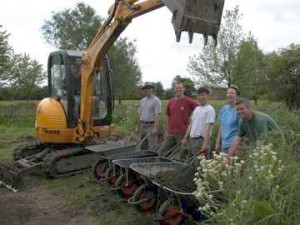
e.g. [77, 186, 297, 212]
[181, 87, 215, 159]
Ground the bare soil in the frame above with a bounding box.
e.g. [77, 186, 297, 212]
[0, 177, 157, 225]
[0, 188, 98, 225]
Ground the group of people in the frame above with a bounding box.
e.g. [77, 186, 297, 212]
[136, 82, 283, 161]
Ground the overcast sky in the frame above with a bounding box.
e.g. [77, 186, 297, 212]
[1, 0, 300, 88]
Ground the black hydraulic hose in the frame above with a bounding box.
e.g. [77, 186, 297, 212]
[103, 0, 120, 27]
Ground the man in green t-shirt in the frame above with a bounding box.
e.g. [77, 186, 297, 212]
[227, 99, 284, 159]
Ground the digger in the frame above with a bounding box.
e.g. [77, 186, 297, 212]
[0, 0, 225, 192]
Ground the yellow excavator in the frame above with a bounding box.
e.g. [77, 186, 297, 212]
[0, 0, 225, 191]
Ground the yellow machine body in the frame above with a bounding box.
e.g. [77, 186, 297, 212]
[35, 97, 113, 144]
[35, 97, 75, 143]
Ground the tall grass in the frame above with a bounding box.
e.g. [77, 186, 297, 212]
[193, 101, 300, 225]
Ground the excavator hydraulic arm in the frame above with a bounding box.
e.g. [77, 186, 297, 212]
[79, 0, 225, 140]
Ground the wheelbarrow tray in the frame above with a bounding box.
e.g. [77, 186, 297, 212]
[112, 156, 173, 169]
[151, 165, 196, 195]
[151, 180, 195, 196]
[86, 141, 137, 156]
[104, 150, 157, 160]
[129, 162, 188, 179]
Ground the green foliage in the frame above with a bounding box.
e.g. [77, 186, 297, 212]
[254, 101, 300, 155]
[153, 81, 165, 98]
[113, 104, 139, 132]
[41, 2, 102, 50]
[164, 88, 174, 99]
[41, 3, 142, 100]
[195, 144, 300, 225]
[0, 25, 46, 100]
[2, 53, 46, 93]
[0, 101, 37, 125]
[0, 25, 12, 78]
[233, 33, 265, 101]
[108, 38, 142, 100]
[0, 123, 35, 159]
[0, 85, 48, 100]
[188, 6, 244, 87]
[265, 43, 300, 109]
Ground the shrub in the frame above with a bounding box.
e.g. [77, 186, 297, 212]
[194, 144, 300, 225]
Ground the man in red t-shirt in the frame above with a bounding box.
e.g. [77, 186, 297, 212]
[158, 82, 198, 156]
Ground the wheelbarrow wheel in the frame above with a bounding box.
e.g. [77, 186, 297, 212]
[138, 189, 157, 212]
[107, 169, 119, 186]
[121, 179, 138, 199]
[159, 205, 188, 225]
[91, 160, 108, 181]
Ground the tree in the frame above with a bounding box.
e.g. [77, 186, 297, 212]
[153, 82, 165, 98]
[109, 38, 142, 100]
[41, 2, 142, 100]
[233, 33, 265, 102]
[3, 53, 46, 99]
[164, 88, 174, 99]
[0, 25, 12, 77]
[265, 44, 300, 109]
[42, 2, 102, 50]
[188, 6, 244, 87]
[172, 75, 195, 97]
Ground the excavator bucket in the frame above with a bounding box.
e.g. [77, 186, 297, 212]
[0, 163, 24, 192]
[161, 0, 225, 44]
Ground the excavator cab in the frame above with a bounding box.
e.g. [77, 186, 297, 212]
[47, 50, 114, 129]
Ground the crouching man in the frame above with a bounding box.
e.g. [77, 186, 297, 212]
[227, 98, 284, 160]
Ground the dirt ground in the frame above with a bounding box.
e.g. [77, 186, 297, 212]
[0, 187, 99, 225]
[0, 179, 157, 225]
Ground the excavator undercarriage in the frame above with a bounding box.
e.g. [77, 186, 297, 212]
[0, 140, 134, 192]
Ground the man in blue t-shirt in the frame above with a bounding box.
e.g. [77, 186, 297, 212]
[215, 85, 240, 153]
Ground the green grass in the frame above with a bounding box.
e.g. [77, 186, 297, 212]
[0, 99, 299, 225]
[0, 100, 40, 105]
[0, 124, 35, 160]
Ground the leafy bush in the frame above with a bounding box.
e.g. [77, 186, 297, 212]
[194, 144, 300, 225]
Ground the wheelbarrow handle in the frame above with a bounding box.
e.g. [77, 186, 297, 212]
[127, 183, 148, 205]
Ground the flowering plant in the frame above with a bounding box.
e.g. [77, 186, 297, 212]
[193, 144, 299, 225]
[193, 152, 244, 216]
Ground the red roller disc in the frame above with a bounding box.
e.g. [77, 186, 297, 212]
[139, 190, 156, 212]
[108, 170, 119, 186]
[121, 180, 138, 199]
[160, 205, 187, 225]
[92, 161, 108, 180]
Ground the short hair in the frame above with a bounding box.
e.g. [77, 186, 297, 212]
[173, 82, 185, 88]
[197, 86, 210, 94]
[228, 85, 240, 96]
[235, 98, 250, 107]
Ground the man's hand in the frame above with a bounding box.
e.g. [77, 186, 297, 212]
[152, 126, 158, 135]
[202, 141, 210, 151]
[181, 137, 188, 144]
[215, 142, 220, 154]
[135, 126, 140, 134]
